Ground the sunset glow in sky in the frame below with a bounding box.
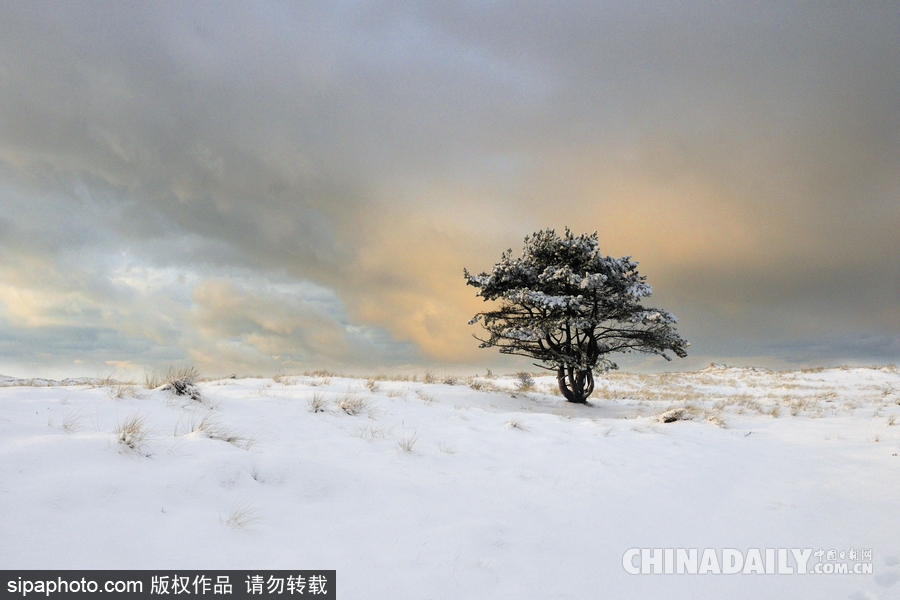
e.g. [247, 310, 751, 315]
[0, 2, 898, 378]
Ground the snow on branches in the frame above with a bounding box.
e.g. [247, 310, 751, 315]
[464, 228, 688, 403]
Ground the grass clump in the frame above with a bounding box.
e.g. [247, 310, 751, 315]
[49, 408, 88, 433]
[350, 424, 389, 440]
[307, 392, 328, 413]
[107, 383, 143, 400]
[336, 393, 371, 416]
[176, 412, 252, 447]
[506, 418, 529, 431]
[224, 500, 260, 530]
[468, 378, 497, 392]
[115, 413, 151, 451]
[146, 365, 203, 403]
[304, 369, 338, 378]
[654, 405, 701, 423]
[705, 414, 726, 428]
[62, 408, 87, 433]
[273, 373, 296, 385]
[397, 431, 420, 453]
[438, 440, 456, 454]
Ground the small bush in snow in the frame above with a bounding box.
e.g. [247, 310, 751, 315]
[515, 372, 535, 392]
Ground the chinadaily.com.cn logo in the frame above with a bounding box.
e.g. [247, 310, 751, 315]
[623, 547, 873, 575]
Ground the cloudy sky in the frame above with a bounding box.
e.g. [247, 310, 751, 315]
[0, 1, 898, 379]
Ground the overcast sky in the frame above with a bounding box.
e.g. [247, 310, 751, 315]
[0, 1, 898, 379]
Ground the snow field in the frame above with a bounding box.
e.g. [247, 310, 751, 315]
[1, 366, 899, 599]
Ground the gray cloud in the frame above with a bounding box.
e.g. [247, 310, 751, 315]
[0, 1, 897, 377]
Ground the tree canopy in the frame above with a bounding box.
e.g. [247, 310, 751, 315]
[465, 229, 688, 403]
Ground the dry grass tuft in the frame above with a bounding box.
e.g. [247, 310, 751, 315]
[397, 431, 420, 453]
[438, 440, 456, 453]
[87, 375, 121, 389]
[542, 383, 562, 396]
[350, 424, 390, 440]
[336, 393, 371, 415]
[705, 414, 726, 428]
[654, 405, 701, 423]
[177, 412, 252, 447]
[304, 369, 338, 378]
[50, 408, 88, 432]
[62, 408, 87, 433]
[146, 365, 204, 403]
[115, 413, 151, 450]
[468, 378, 494, 392]
[506, 418, 529, 431]
[307, 392, 328, 413]
[107, 383, 143, 400]
[145, 365, 195, 389]
[224, 500, 260, 530]
[273, 373, 296, 385]
[786, 397, 817, 416]
[363, 373, 415, 382]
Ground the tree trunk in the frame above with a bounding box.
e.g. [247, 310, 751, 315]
[557, 367, 595, 403]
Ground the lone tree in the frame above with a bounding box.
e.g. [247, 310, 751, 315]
[464, 229, 688, 403]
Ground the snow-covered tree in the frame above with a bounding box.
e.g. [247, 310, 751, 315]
[464, 229, 688, 403]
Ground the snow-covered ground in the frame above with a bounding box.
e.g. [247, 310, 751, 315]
[2, 366, 899, 599]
